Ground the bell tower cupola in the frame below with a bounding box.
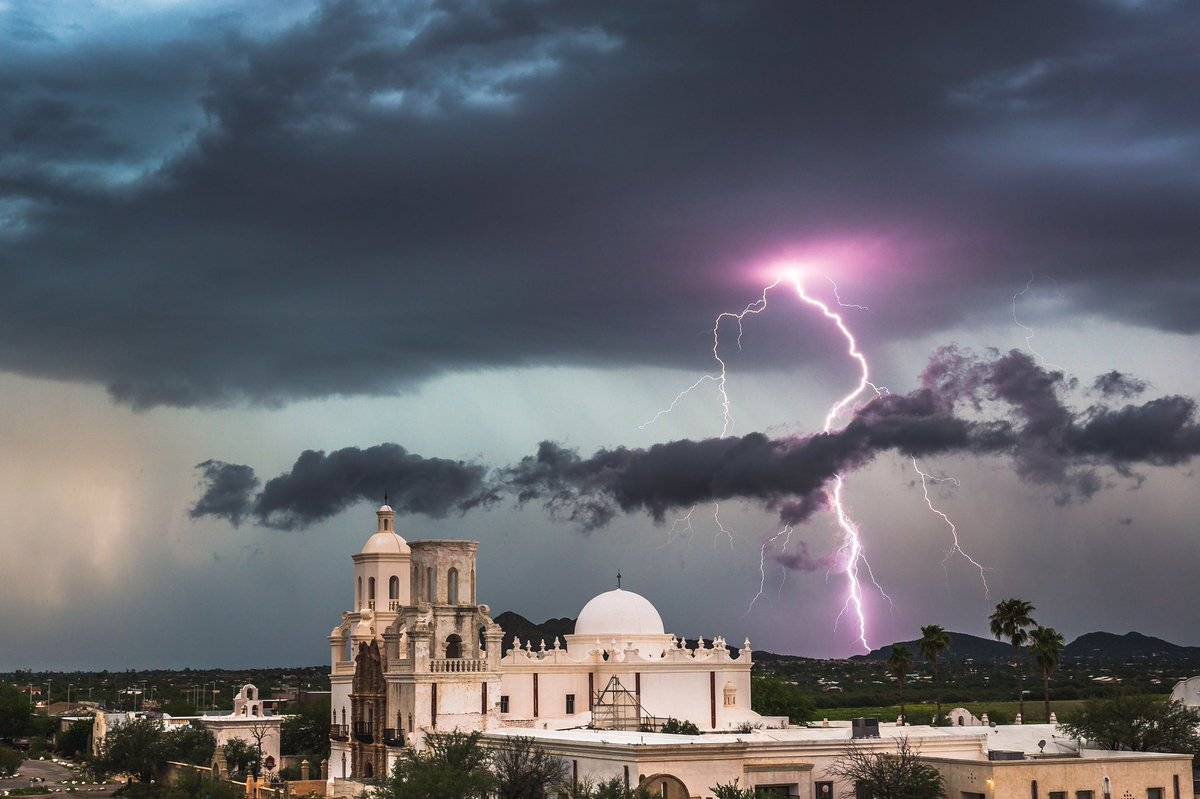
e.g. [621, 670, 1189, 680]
[352, 500, 411, 613]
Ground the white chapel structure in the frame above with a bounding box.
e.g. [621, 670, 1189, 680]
[327, 504, 768, 781]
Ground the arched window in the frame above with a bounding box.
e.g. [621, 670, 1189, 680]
[445, 634, 463, 659]
[357, 577, 362, 607]
[383, 518, 389, 530]
[426, 566, 435, 603]
[389, 575, 399, 600]
[368, 577, 376, 601]
[447, 568, 459, 605]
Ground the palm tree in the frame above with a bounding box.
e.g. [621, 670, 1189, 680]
[888, 645, 914, 725]
[1029, 626, 1065, 722]
[919, 625, 951, 724]
[989, 598, 1036, 720]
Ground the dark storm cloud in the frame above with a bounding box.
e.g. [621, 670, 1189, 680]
[502, 350, 1200, 525]
[1093, 371, 1148, 399]
[192, 350, 1200, 544]
[190, 460, 261, 526]
[2, 1, 1200, 407]
[190, 443, 491, 530]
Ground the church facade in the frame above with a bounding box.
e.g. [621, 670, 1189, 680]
[326, 504, 770, 782]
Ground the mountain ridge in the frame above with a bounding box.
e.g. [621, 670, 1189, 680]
[494, 611, 1200, 663]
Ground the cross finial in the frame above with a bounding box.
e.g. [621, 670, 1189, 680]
[616, 571, 622, 589]
[384, 491, 388, 504]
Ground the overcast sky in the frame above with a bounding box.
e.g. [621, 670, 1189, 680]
[2, 0, 1199, 669]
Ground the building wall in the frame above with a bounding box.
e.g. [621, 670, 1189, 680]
[930, 754, 1195, 799]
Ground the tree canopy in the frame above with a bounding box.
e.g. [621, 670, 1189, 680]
[828, 738, 946, 799]
[0, 685, 31, 743]
[377, 730, 494, 799]
[1060, 696, 1200, 757]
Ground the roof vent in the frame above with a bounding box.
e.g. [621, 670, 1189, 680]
[851, 717, 880, 738]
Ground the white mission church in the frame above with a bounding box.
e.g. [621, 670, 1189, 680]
[326, 505, 1197, 799]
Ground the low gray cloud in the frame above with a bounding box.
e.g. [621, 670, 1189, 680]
[1, 1, 1199, 407]
[191, 444, 492, 530]
[774, 541, 839, 574]
[194, 350, 1200, 534]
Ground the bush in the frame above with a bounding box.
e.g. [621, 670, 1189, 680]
[659, 718, 700, 735]
[0, 746, 23, 776]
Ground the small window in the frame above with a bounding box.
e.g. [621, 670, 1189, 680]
[1049, 792, 1066, 799]
[447, 568, 459, 605]
[566, 694, 575, 714]
[389, 575, 399, 600]
[1147, 790, 1164, 799]
[1075, 792, 1094, 799]
[368, 576, 375, 601]
[500, 695, 509, 713]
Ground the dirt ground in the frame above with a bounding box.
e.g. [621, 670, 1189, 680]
[1, 757, 120, 797]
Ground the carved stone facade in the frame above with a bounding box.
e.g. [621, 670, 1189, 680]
[349, 640, 387, 780]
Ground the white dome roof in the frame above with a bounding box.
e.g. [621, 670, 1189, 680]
[360, 531, 409, 555]
[378, 504, 394, 513]
[575, 588, 665, 637]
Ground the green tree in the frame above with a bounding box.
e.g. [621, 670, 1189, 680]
[710, 779, 755, 799]
[1060, 696, 1200, 756]
[750, 676, 814, 724]
[828, 738, 946, 799]
[887, 645, 914, 725]
[491, 735, 569, 799]
[164, 725, 216, 767]
[92, 717, 169, 783]
[0, 684, 31, 743]
[1028, 626, 1064, 722]
[57, 719, 92, 758]
[223, 738, 262, 779]
[989, 598, 1036, 720]
[589, 779, 651, 799]
[918, 625, 951, 724]
[376, 730, 493, 799]
[281, 698, 331, 763]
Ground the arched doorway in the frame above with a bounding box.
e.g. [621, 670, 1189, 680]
[639, 773, 689, 799]
[445, 633, 463, 659]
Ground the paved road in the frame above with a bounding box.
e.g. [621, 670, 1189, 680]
[1, 757, 119, 797]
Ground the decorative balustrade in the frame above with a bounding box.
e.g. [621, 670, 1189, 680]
[329, 724, 348, 741]
[352, 722, 375, 743]
[429, 657, 487, 673]
[383, 728, 403, 747]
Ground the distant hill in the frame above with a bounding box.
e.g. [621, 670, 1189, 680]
[854, 631, 1013, 663]
[1064, 631, 1200, 660]
[493, 612, 575, 654]
[855, 630, 1200, 664]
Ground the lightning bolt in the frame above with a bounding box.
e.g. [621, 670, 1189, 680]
[748, 524, 793, 614]
[712, 503, 735, 549]
[911, 458, 990, 595]
[644, 270, 892, 651]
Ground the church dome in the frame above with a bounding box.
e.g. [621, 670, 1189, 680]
[575, 588, 665, 637]
[360, 531, 409, 555]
